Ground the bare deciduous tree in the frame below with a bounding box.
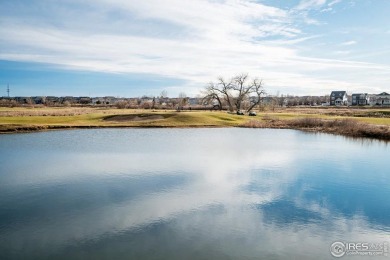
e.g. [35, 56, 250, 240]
[177, 92, 188, 110]
[246, 78, 265, 112]
[202, 74, 265, 113]
[232, 74, 250, 112]
[160, 90, 168, 98]
[217, 77, 234, 111]
[202, 82, 223, 110]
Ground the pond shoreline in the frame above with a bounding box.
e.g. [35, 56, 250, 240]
[1, 121, 389, 141]
[1, 109, 389, 140]
[241, 117, 390, 140]
[0, 124, 228, 134]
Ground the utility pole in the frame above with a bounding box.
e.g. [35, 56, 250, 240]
[7, 84, 10, 97]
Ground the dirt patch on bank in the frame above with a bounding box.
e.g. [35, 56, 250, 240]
[103, 114, 166, 122]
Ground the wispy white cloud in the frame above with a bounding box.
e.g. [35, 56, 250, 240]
[341, 40, 357, 46]
[0, 0, 389, 95]
[334, 50, 351, 55]
[320, 7, 333, 12]
[295, 0, 341, 10]
[295, 0, 327, 10]
[328, 0, 342, 7]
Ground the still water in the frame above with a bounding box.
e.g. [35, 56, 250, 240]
[0, 128, 389, 259]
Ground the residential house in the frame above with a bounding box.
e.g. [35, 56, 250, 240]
[367, 94, 376, 106]
[375, 92, 390, 106]
[330, 91, 348, 106]
[351, 93, 369, 106]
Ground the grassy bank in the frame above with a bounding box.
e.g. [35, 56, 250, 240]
[1, 107, 389, 140]
[242, 117, 390, 140]
[0, 108, 248, 132]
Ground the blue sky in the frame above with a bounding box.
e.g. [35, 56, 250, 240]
[0, 0, 389, 97]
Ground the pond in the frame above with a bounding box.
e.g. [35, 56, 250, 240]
[0, 128, 389, 259]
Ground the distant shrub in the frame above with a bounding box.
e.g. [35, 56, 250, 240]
[115, 101, 128, 109]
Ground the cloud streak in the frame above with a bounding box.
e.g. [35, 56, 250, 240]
[296, 0, 328, 10]
[341, 40, 357, 46]
[0, 0, 389, 95]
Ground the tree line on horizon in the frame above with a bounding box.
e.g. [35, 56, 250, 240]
[1, 72, 334, 109]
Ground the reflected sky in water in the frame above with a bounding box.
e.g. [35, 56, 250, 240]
[0, 128, 389, 259]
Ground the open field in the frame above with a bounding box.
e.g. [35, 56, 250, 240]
[0, 107, 249, 131]
[1, 106, 389, 139]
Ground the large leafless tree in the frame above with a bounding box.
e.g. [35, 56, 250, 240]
[202, 74, 265, 112]
[202, 77, 234, 110]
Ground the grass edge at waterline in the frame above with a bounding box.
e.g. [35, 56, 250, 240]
[241, 117, 390, 140]
[1, 108, 390, 140]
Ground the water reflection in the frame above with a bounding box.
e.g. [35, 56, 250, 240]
[0, 128, 389, 259]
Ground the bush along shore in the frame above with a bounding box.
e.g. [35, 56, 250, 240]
[241, 117, 390, 140]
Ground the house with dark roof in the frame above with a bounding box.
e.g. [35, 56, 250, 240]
[351, 93, 368, 106]
[375, 92, 390, 106]
[330, 91, 348, 106]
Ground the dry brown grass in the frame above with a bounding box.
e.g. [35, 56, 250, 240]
[289, 118, 390, 139]
[241, 117, 390, 140]
[0, 108, 95, 117]
[241, 120, 265, 128]
[274, 107, 390, 118]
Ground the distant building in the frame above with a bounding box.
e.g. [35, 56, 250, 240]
[32, 96, 44, 104]
[188, 98, 200, 106]
[330, 91, 348, 106]
[374, 92, 390, 106]
[62, 96, 76, 104]
[351, 93, 368, 106]
[79, 97, 92, 104]
[14, 96, 30, 104]
[102, 96, 117, 105]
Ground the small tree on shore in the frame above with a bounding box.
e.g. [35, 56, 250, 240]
[177, 92, 188, 110]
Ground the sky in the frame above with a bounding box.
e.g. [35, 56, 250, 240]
[0, 0, 389, 97]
